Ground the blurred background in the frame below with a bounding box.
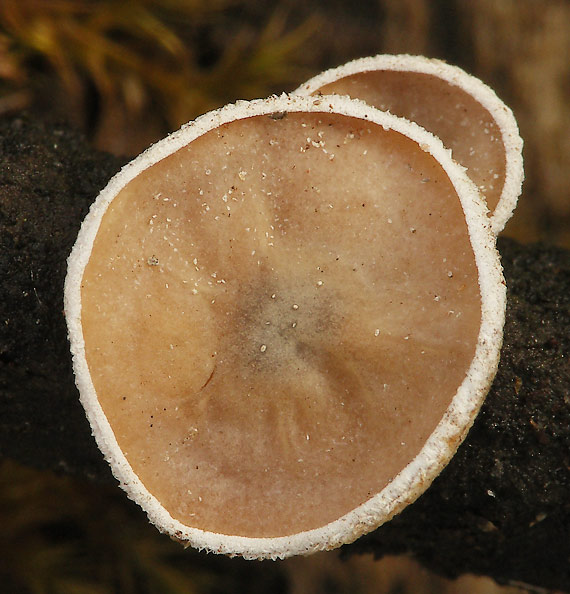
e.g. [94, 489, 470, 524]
[0, 0, 568, 592]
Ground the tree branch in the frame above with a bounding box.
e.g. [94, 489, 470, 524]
[1, 113, 568, 591]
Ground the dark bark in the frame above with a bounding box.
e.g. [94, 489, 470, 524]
[0, 113, 123, 482]
[1, 113, 568, 591]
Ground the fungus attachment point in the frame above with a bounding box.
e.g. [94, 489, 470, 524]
[65, 94, 505, 559]
[296, 54, 524, 235]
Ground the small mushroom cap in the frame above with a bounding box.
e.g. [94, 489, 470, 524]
[65, 94, 505, 559]
[295, 54, 524, 235]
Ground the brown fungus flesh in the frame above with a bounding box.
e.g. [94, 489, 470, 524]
[295, 55, 524, 235]
[65, 94, 506, 559]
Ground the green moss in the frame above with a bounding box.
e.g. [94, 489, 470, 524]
[0, 0, 316, 152]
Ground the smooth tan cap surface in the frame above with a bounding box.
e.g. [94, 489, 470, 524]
[65, 94, 505, 558]
[295, 55, 524, 235]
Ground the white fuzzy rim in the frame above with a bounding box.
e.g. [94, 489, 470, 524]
[294, 54, 524, 235]
[65, 93, 506, 560]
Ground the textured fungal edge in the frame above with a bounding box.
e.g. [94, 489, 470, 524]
[64, 93, 506, 560]
[294, 53, 524, 235]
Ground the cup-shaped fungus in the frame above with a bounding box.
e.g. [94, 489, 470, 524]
[295, 54, 524, 235]
[65, 94, 505, 559]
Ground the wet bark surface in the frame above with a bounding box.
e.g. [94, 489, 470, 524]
[0, 113, 568, 591]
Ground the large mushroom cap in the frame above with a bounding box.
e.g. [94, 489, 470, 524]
[65, 94, 505, 559]
[295, 54, 524, 235]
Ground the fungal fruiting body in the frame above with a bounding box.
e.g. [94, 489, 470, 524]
[65, 94, 506, 559]
[295, 54, 523, 235]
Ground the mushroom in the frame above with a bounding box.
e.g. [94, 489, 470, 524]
[65, 93, 505, 559]
[295, 54, 524, 235]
